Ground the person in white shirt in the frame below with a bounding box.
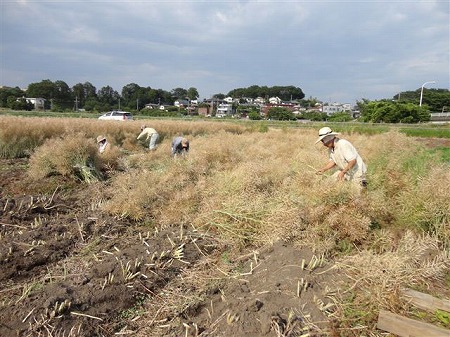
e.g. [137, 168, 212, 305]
[96, 135, 110, 154]
[315, 127, 367, 187]
[137, 125, 159, 150]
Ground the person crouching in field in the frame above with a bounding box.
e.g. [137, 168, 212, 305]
[171, 136, 189, 157]
[315, 127, 367, 188]
[137, 125, 159, 150]
[97, 135, 110, 154]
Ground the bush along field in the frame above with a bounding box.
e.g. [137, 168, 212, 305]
[0, 115, 449, 337]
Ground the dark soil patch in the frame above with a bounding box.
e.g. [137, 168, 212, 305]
[415, 136, 450, 148]
[0, 159, 220, 336]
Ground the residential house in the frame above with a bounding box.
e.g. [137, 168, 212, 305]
[268, 97, 282, 104]
[216, 103, 233, 117]
[322, 102, 354, 115]
[174, 99, 189, 107]
[25, 97, 45, 110]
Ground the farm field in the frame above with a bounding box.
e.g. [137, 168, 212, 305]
[0, 116, 449, 337]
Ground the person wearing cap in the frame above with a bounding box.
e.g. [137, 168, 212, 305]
[171, 136, 189, 157]
[137, 125, 159, 150]
[97, 135, 110, 154]
[315, 127, 367, 187]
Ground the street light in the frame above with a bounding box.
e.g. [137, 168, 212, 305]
[419, 81, 436, 106]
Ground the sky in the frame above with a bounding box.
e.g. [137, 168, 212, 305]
[1, 0, 449, 104]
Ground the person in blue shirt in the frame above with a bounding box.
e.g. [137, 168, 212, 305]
[171, 136, 189, 157]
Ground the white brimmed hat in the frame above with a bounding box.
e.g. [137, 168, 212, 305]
[315, 127, 339, 144]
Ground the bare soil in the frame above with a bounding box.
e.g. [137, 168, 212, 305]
[0, 137, 446, 337]
[0, 157, 342, 337]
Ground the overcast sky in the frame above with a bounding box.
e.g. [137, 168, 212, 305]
[1, 0, 449, 103]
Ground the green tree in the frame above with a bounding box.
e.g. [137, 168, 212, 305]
[121, 83, 143, 110]
[72, 82, 97, 109]
[27, 79, 56, 100]
[8, 97, 34, 111]
[248, 111, 262, 120]
[171, 87, 188, 100]
[394, 88, 450, 112]
[26, 79, 73, 110]
[212, 93, 225, 99]
[98, 86, 120, 109]
[360, 100, 430, 123]
[328, 112, 353, 122]
[0, 86, 25, 107]
[267, 107, 296, 120]
[228, 85, 305, 100]
[53, 80, 73, 110]
[300, 111, 327, 121]
[187, 87, 199, 100]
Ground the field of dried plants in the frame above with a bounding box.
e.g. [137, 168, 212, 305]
[0, 115, 449, 337]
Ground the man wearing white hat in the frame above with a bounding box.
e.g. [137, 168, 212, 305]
[315, 127, 367, 187]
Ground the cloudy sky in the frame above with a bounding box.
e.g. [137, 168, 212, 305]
[1, 0, 449, 103]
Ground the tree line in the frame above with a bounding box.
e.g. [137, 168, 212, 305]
[0, 80, 203, 112]
[0, 80, 306, 113]
[0, 79, 448, 124]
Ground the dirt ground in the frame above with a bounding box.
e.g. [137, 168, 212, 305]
[0, 156, 342, 337]
[0, 137, 447, 337]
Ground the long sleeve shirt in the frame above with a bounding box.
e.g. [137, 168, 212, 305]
[137, 127, 158, 141]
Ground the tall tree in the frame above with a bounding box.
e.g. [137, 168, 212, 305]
[53, 80, 73, 110]
[121, 83, 141, 103]
[26, 79, 57, 99]
[187, 87, 199, 100]
[98, 86, 120, 108]
[72, 82, 97, 107]
[171, 87, 188, 100]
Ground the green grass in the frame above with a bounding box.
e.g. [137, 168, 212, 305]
[428, 147, 450, 164]
[0, 108, 97, 119]
[400, 127, 450, 138]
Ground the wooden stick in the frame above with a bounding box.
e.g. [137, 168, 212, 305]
[401, 288, 450, 313]
[377, 310, 449, 337]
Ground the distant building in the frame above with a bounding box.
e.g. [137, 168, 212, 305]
[144, 103, 160, 109]
[322, 103, 352, 115]
[174, 99, 189, 107]
[216, 103, 233, 117]
[268, 97, 282, 104]
[254, 97, 266, 104]
[25, 97, 45, 110]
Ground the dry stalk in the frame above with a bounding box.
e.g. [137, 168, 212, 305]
[70, 311, 103, 320]
[75, 216, 85, 242]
